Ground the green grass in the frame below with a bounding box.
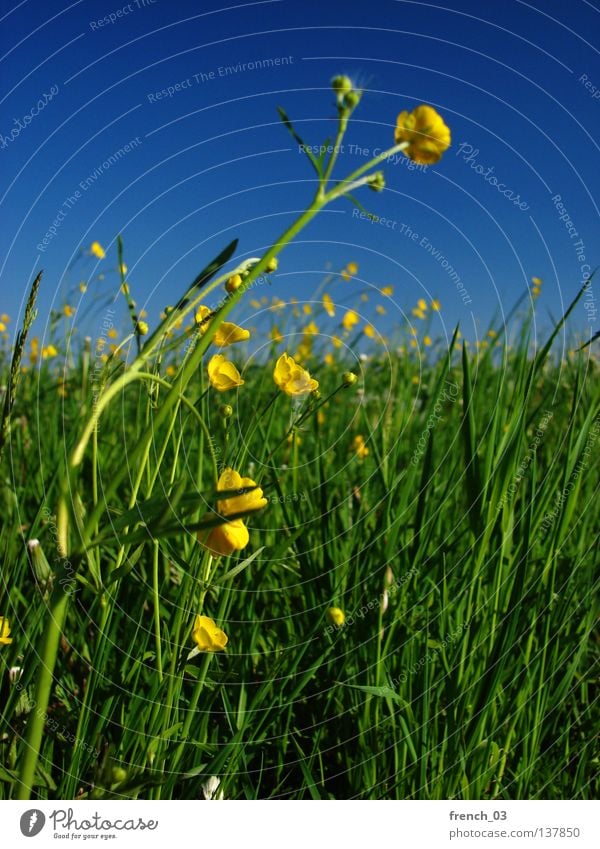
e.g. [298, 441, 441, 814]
[0, 282, 598, 800]
[0, 81, 598, 801]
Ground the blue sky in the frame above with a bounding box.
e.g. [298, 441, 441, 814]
[1, 0, 599, 349]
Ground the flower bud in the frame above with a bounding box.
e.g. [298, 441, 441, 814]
[226, 274, 243, 294]
[332, 75, 352, 95]
[266, 257, 278, 273]
[111, 767, 128, 784]
[219, 404, 233, 418]
[327, 607, 345, 627]
[27, 539, 53, 588]
[367, 171, 385, 192]
[342, 371, 358, 387]
[343, 90, 361, 109]
[136, 320, 149, 336]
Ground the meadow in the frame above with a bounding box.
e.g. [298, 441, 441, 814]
[0, 79, 598, 801]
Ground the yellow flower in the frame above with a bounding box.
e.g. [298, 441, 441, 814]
[120, 262, 128, 275]
[423, 335, 432, 347]
[213, 322, 250, 347]
[270, 325, 283, 344]
[107, 328, 118, 340]
[166, 365, 177, 377]
[41, 344, 58, 359]
[431, 299, 441, 311]
[417, 298, 428, 312]
[208, 354, 244, 392]
[323, 293, 335, 317]
[303, 304, 312, 315]
[250, 299, 261, 309]
[226, 274, 243, 293]
[90, 241, 105, 259]
[352, 434, 369, 458]
[136, 320, 149, 336]
[1, 314, 9, 323]
[0, 322, 5, 333]
[200, 518, 249, 557]
[273, 353, 319, 397]
[303, 321, 319, 335]
[364, 324, 376, 338]
[195, 304, 212, 328]
[215, 467, 267, 518]
[324, 352, 335, 366]
[331, 335, 343, 348]
[342, 310, 360, 331]
[381, 286, 394, 296]
[412, 308, 426, 319]
[0, 616, 12, 646]
[266, 257, 278, 272]
[340, 269, 351, 281]
[327, 607, 345, 627]
[531, 276, 542, 287]
[346, 262, 359, 275]
[192, 615, 228, 652]
[394, 105, 451, 165]
[63, 304, 75, 318]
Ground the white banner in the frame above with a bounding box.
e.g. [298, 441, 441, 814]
[0, 800, 598, 847]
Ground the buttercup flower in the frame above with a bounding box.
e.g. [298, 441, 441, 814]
[342, 310, 360, 331]
[225, 274, 243, 293]
[0, 616, 13, 646]
[394, 105, 451, 165]
[381, 286, 394, 296]
[90, 241, 105, 259]
[322, 293, 336, 317]
[327, 607, 345, 627]
[273, 353, 319, 397]
[215, 467, 267, 518]
[352, 435, 369, 459]
[213, 322, 250, 348]
[201, 519, 249, 557]
[208, 354, 244, 392]
[192, 615, 228, 652]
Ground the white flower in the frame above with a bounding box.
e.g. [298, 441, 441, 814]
[202, 775, 224, 800]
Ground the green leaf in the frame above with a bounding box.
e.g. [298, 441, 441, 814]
[276, 106, 322, 177]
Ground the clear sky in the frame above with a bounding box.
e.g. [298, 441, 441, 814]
[1, 0, 599, 349]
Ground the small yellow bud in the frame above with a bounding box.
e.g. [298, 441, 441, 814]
[327, 607, 345, 627]
[111, 767, 128, 784]
[343, 90, 361, 109]
[266, 257, 278, 273]
[332, 75, 353, 95]
[219, 404, 233, 418]
[342, 371, 358, 387]
[136, 320, 149, 336]
[368, 171, 385, 192]
[226, 274, 243, 293]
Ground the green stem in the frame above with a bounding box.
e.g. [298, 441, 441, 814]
[15, 564, 73, 799]
[153, 541, 163, 682]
